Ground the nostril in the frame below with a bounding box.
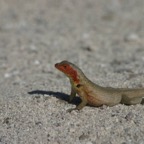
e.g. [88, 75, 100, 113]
[55, 63, 58, 68]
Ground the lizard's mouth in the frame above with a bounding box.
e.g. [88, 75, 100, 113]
[55, 63, 59, 68]
[55, 63, 61, 71]
[55, 63, 60, 69]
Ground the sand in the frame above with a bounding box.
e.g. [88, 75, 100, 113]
[0, 0, 144, 143]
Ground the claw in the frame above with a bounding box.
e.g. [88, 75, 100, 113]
[66, 108, 77, 113]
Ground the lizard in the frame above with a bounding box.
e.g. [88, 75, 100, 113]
[55, 60, 144, 111]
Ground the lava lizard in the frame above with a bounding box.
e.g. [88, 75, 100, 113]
[55, 60, 144, 111]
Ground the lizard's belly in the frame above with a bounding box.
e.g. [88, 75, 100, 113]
[77, 90, 104, 106]
[87, 92, 121, 106]
[86, 94, 104, 106]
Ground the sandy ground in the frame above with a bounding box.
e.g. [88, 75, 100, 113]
[0, 0, 144, 143]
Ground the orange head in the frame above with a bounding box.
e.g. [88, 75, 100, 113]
[55, 60, 80, 83]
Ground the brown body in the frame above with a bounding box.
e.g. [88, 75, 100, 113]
[55, 60, 144, 111]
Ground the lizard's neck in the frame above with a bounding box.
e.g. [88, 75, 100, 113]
[68, 70, 80, 84]
[66, 64, 91, 85]
[68, 68, 88, 85]
[69, 68, 102, 89]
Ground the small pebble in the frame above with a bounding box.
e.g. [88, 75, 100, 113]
[125, 112, 134, 121]
[86, 141, 93, 144]
[30, 45, 37, 51]
[4, 73, 11, 78]
[124, 33, 140, 42]
[34, 60, 40, 65]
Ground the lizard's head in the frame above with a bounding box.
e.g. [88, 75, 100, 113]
[55, 60, 81, 83]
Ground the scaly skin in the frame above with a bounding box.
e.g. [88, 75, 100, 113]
[55, 60, 144, 111]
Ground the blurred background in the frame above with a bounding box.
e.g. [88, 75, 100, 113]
[0, 0, 144, 88]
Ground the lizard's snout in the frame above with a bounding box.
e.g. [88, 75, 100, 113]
[55, 63, 60, 69]
[55, 63, 58, 68]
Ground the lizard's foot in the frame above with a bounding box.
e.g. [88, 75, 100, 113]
[66, 108, 78, 113]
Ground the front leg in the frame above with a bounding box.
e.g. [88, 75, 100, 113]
[67, 92, 87, 112]
[76, 97, 87, 110]
[69, 86, 76, 102]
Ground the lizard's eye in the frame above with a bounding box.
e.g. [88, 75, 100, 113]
[63, 65, 67, 68]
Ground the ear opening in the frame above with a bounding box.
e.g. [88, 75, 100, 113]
[76, 84, 82, 88]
